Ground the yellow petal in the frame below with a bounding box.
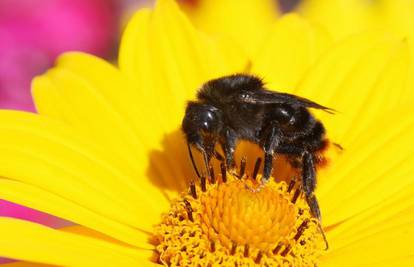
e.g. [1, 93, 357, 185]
[119, 0, 245, 111]
[33, 68, 152, 188]
[0, 218, 156, 267]
[298, 0, 376, 40]
[118, 6, 187, 191]
[373, 0, 413, 35]
[338, 40, 409, 144]
[180, 0, 279, 56]
[295, 32, 409, 146]
[34, 52, 173, 203]
[322, 221, 414, 266]
[404, 38, 414, 104]
[322, 182, 414, 266]
[119, 0, 245, 107]
[327, 194, 414, 249]
[300, 0, 414, 41]
[251, 13, 332, 90]
[318, 106, 414, 226]
[0, 110, 163, 231]
[365, 256, 414, 267]
[60, 224, 130, 245]
[0, 179, 151, 248]
[1, 262, 52, 267]
[118, 0, 245, 191]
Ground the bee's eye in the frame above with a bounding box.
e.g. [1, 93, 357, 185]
[201, 111, 218, 131]
[202, 121, 210, 130]
[182, 103, 222, 140]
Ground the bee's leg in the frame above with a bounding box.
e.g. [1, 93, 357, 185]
[263, 153, 273, 182]
[222, 128, 237, 169]
[302, 150, 321, 221]
[262, 125, 281, 182]
[302, 150, 329, 248]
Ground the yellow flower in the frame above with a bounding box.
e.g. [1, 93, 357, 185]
[0, 0, 413, 266]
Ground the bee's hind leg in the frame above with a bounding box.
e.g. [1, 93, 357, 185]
[302, 150, 329, 249]
[302, 150, 321, 221]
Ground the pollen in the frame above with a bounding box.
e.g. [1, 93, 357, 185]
[153, 160, 327, 266]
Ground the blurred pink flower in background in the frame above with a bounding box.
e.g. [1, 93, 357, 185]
[0, 0, 122, 252]
[0, 0, 120, 112]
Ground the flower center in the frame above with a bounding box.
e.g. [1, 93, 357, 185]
[200, 180, 296, 251]
[153, 160, 326, 266]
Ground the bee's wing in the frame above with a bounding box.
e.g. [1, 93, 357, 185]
[238, 89, 336, 114]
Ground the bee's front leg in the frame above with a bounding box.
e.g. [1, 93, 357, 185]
[262, 125, 281, 183]
[222, 128, 237, 170]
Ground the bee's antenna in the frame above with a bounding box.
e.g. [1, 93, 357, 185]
[187, 143, 201, 178]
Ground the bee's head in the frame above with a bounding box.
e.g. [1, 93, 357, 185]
[182, 102, 223, 151]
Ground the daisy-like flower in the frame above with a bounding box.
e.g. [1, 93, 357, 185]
[0, 0, 413, 266]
